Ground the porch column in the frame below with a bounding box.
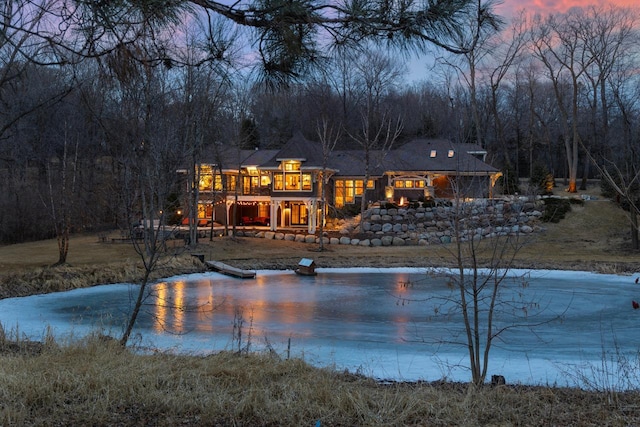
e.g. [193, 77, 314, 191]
[225, 201, 233, 226]
[308, 200, 316, 234]
[270, 201, 277, 231]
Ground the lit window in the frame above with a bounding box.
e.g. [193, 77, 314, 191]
[302, 174, 312, 191]
[284, 162, 300, 171]
[198, 165, 213, 192]
[448, 150, 454, 158]
[335, 179, 362, 206]
[285, 173, 300, 190]
[226, 175, 237, 191]
[274, 174, 283, 190]
[430, 150, 437, 158]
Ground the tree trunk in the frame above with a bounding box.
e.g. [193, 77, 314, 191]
[631, 209, 639, 251]
[56, 227, 69, 265]
[120, 270, 150, 346]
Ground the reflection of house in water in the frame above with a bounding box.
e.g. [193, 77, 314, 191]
[184, 132, 500, 233]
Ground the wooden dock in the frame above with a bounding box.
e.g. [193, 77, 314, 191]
[205, 260, 256, 279]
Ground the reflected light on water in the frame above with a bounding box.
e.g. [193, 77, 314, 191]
[154, 281, 187, 333]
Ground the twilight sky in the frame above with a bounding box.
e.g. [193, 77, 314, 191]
[496, 0, 638, 17]
[405, 0, 639, 81]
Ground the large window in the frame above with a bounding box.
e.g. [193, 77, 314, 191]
[243, 176, 260, 195]
[226, 175, 237, 191]
[197, 165, 222, 192]
[334, 179, 374, 207]
[285, 173, 300, 190]
[291, 203, 307, 225]
[273, 161, 312, 192]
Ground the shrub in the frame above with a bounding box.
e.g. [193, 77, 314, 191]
[541, 198, 572, 223]
[531, 163, 555, 195]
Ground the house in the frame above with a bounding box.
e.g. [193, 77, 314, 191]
[186, 133, 501, 233]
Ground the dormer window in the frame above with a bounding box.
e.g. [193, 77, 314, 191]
[284, 161, 300, 171]
[430, 150, 437, 158]
[448, 150, 454, 158]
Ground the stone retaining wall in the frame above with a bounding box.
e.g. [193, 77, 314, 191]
[235, 198, 546, 247]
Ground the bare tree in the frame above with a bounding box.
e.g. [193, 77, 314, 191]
[176, 17, 235, 248]
[578, 6, 638, 190]
[398, 179, 557, 386]
[315, 117, 341, 251]
[348, 49, 404, 223]
[44, 125, 79, 265]
[98, 30, 191, 345]
[529, 10, 593, 193]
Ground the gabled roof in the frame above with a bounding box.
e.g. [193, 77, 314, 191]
[260, 131, 326, 170]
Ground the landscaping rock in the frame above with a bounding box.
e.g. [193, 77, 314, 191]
[392, 236, 405, 246]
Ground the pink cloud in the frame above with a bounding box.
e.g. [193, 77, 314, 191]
[496, 0, 638, 18]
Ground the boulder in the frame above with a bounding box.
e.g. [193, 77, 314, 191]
[392, 236, 405, 246]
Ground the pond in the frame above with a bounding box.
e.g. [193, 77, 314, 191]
[1, 268, 639, 387]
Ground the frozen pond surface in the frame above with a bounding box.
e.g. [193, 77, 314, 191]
[1, 268, 640, 387]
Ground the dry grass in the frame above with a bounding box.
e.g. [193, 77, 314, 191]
[0, 335, 639, 426]
[0, 189, 639, 425]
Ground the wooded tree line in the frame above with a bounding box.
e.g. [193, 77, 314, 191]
[0, 1, 639, 249]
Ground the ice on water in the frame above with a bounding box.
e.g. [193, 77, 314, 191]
[1, 268, 639, 387]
